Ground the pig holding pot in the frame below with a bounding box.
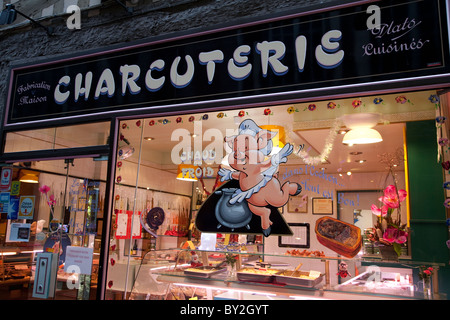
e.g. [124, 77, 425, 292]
[219, 119, 302, 236]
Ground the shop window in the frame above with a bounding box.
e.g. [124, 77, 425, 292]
[0, 157, 107, 300]
[3, 121, 110, 153]
[106, 90, 440, 300]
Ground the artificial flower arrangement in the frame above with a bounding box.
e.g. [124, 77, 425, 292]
[418, 266, 434, 284]
[369, 184, 408, 256]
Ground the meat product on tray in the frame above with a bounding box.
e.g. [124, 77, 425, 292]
[236, 268, 280, 283]
[315, 217, 362, 258]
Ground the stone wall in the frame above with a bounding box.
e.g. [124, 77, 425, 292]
[0, 0, 338, 126]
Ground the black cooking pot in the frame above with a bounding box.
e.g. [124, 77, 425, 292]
[214, 188, 252, 231]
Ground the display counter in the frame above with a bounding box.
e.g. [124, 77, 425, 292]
[127, 248, 446, 300]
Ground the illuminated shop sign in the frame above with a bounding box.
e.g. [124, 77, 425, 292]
[5, 0, 449, 125]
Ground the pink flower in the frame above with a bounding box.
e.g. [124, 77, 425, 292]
[383, 227, 408, 244]
[398, 188, 407, 202]
[47, 194, 56, 206]
[395, 231, 408, 244]
[371, 204, 387, 217]
[39, 185, 50, 194]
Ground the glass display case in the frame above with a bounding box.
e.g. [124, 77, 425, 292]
[127, 246, 445, 301]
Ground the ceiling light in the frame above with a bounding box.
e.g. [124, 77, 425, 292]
[356, 160, 366, 163]
[144, 137, 154, 141]
[0, 252, 17, 256]
[341, 113, 383, 145]
[19, 170, 39, 184]
[343, 127, 383, 144]
[260, 125, 285, 154]
[347, 171, 352, 176]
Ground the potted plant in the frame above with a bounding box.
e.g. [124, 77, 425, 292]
[225, 253, 238, 279]
[418, 266, 434, 299]
[369, 184, 408, 259]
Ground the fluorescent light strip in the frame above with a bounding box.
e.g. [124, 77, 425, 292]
[20, 250, 43, 254]
[172, 282, 277, 297]
[0, 252, 17, 256]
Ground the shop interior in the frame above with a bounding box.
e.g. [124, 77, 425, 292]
[106, 90, 440, 300]
[0, 89, 445, 300]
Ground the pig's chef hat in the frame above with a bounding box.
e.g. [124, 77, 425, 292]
[237, 119, 276, 156]
[239, 119, 261, 135]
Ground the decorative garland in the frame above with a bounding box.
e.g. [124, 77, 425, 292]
[430, 93, 450, 253]
[294, 119, 341, 166]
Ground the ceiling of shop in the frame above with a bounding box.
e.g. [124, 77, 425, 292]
[123, 118, 406, 175]
[10, 90, 435, 177]
[120, 106, 410, 176]
[119, 89, 438, 176]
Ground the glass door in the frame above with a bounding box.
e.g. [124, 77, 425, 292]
[0, 156, 108, 300]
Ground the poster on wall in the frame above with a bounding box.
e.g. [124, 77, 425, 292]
[0, 192, 9, 213]
[64, 246, 93, 275]
[6, 222, 31, 242]
[278, 223, 310, 248]
[115, 210, 142, 239]
[43, 232, 72, 266]
[196, 119, 300, 237]
[312, 198, 333, 215]
[10, 181, 20, 196]
[7, 195, 19, 219]
[287, 194, 308, 213]
[0, 167, 13, 192]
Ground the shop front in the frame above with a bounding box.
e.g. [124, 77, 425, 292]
[0, 0, 449, 300]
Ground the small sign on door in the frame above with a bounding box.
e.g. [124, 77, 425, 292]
[18, 195, 35, 219]
[0, 167, 13, 191]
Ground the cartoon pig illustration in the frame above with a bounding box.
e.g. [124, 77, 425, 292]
[218, 119, 302, 236]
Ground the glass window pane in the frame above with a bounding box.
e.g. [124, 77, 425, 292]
[0, 157, 107, 300]
[106, 90, 440, 300]
[4, 122, 110, 153]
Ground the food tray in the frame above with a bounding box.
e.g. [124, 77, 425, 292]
[315, 216, 362, 258]
[183, 266, 227, 278]
[236, 268, 280, 283]
[274, 271, 323, 288]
